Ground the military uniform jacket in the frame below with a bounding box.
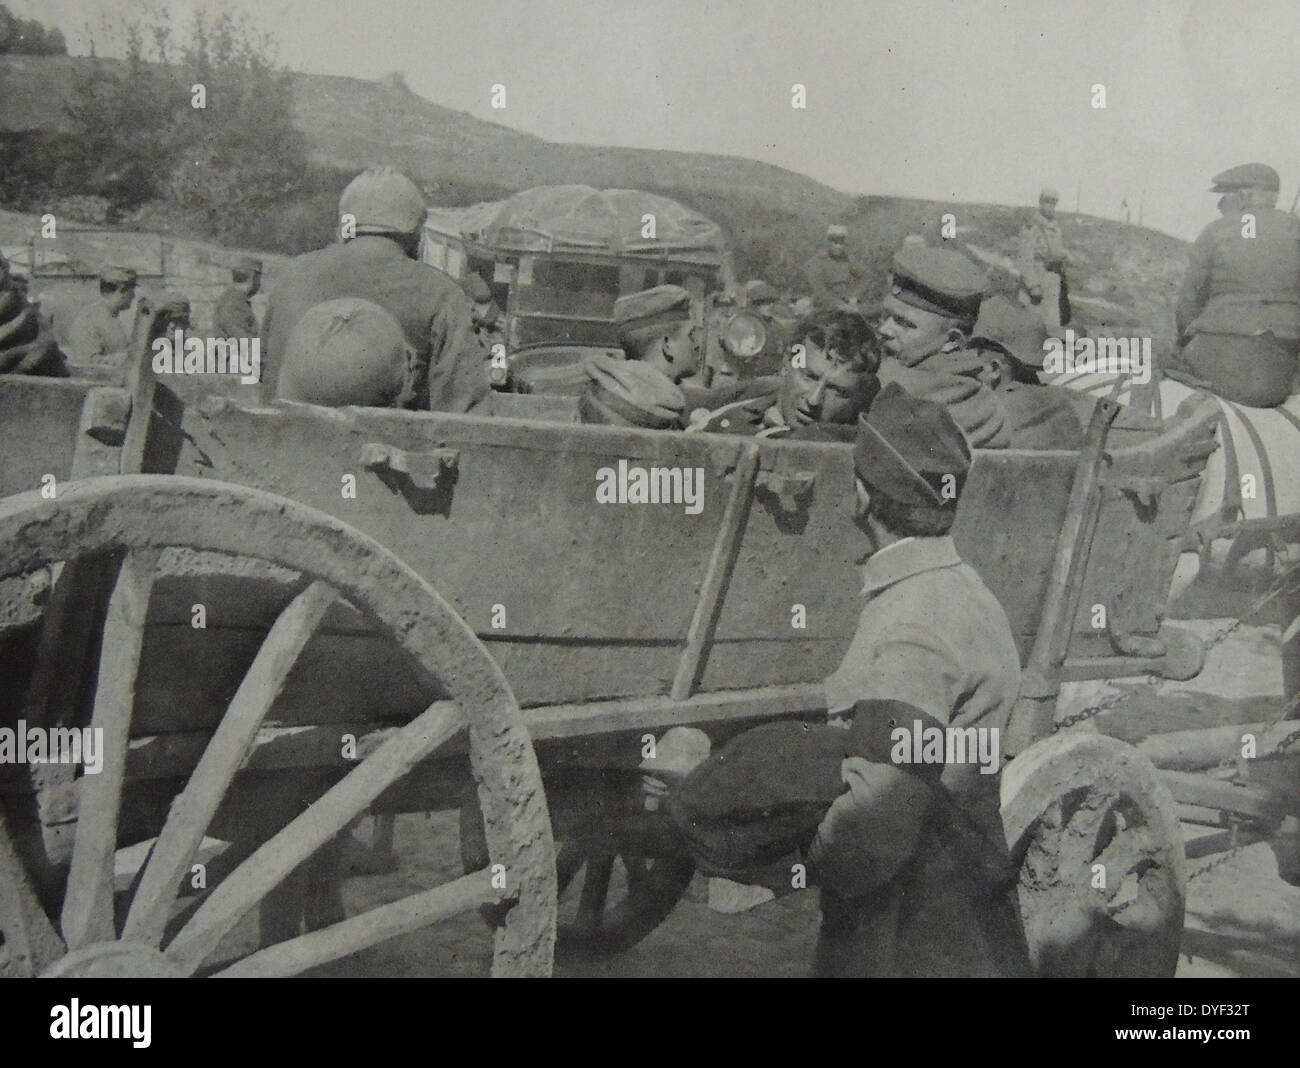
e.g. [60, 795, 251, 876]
[1017, 211, 1068, 293]
[803, 252, 864, 307]
[65, 299, 132, 371]
[682, 377, 857, 441]
[1175, 206, 1300, 340]
[262, 236, 488, 411]
[997, 382, 1086, 450]
[211, 285, 258, 338]
[879, 344, 1011, 448]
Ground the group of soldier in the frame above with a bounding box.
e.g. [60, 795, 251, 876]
[2, 159, 1297, 976]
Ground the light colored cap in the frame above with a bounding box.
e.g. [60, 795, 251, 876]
[1039, 187, 1060, 202]
[232, 255, 263, 274]
[1210, 162, 1279, 193]
[827, 224, 849, 241]
[339, 167, 427, 235]
[100, 265, 137, 286]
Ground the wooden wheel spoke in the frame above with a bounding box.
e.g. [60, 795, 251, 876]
[574, 854, 616, 934]
[210, 870, 498, 978]
[0, 807, 65, 975]
[60, 549, 158, 952]
[122, 581, 337, 946]
[163, 698, 467, 974]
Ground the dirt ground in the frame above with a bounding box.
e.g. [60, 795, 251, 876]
[281, 622, 1297, 979]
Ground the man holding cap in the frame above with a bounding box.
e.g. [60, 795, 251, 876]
[1173, 162, 1300, 407]
[65, 265, 137, 374]
[212, 256, 263, 338]
[667, 384, 1027, 975]
[876, 243, 1011, 448]
[1017, 187, 1071, 328]
[803, 224, 864, 310]
[966, 294, 1088, 449]
[262, 167, 487, 411]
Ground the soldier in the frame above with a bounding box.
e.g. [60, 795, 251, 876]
[211, 256, 262, 338]
[685, 308, 880, 440]
[577, 353, 687, 430]
[611, 284, 701, 384]
[876, 244, 1010, 448]
[667, 384, 1028, 976]
[262, 167, 487, 411]
[1017, 187, 1072, 328]
[64, 265, 137, 376]
[463, 273, 507, 387]
[0, 251, 67, 376]
[1173, 162, 1300, 407]
[803, 224, 864, 309]
[966, 295, 1087, 449]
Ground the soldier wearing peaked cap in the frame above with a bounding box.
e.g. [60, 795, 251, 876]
[803, 224, 864, 310]
[1016, 186, 1072, 329]
[578, 352, 687, 429]
[965, 294, 1088, 449]
[876, 243, 1012, 448]
[1173, 162, 1300, 407]
[65, 264, 137, 377]
[211, 255, 263, 339]
[613, 284, 701, 384]
[262, 167, 487, 411]
[666, 382, 1027, 976]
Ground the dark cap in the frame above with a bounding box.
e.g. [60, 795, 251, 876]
[463, 273, 493, 302]
[970, 294, 1048, 369]
[100, 265, 137, 287]
[854, 382, 971, 508]
[581, 353, 685, 429]
[1210, 162, 1279, 193]
[888, 245, 986, 321]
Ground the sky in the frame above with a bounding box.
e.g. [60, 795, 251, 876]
[16, 0, 1300, 240]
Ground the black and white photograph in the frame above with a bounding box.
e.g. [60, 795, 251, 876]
[0, 0, 1296, 1021]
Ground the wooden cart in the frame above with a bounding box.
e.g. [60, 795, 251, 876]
[0, 303, 1231, 977]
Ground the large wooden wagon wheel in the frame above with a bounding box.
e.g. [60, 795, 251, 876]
[1000, 731, 1186, 977]
[0, 476, 555, 977]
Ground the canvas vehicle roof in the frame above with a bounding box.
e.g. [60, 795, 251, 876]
[423, 185, 727, 263]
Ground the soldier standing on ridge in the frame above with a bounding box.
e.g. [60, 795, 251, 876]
[1173, 162, 1300, 407]
[804, 224, 864, 309]
[211, 256, 263, 338]
[1017, 187, 1071, 329]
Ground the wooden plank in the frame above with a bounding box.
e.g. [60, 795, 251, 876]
[0, 807, 65, 976]
[1139, 722, 1299, 771]
[671, 441, 760, 700]
[122, 581, 336, 945]
[60, 549, 157, 950]
[164, 698, 467, 974]
[211, 870, 496, 978]
[1157, 770, 1285, 821]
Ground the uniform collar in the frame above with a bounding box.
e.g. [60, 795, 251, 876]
[860, 534, 962, 596]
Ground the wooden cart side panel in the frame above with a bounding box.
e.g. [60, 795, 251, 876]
[0, 378, 100, 496]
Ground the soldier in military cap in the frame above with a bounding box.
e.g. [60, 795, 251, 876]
[613, 283, 701, 384]
[668, 383, 1027, 976]
[1016, 187, 1072, 329]
[577, 352, 687, 429]
[966, 294, 1088, 449]
[1173, 162, 1300, 407]
[211, 255, 263, 338]
[876, 243, 1010, 448]
[803, 224, 864, 310]
[65, 265, 137, 375]
[463, 273, 507, 386]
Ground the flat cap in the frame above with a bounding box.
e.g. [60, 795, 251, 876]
[744, 279, 781, 305]
[854, 381, 971, 509]
[1039, 187, 1060, 202]
[580, 353, 685, 429]
[889, 245, 987, 320]
[970, 294, 1048, 369]
[826, 224, 849, 241]
[1210, 162, 1279, 193]
[614, 284, 693, 332]
[463, 273, 493, 302]
[100, 265, 137, 286]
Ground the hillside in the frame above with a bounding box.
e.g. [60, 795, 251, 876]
[0, 54, 1189, 335]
